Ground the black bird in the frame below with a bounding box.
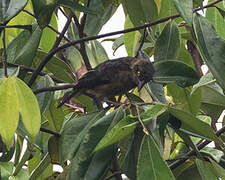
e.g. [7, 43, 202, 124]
[57, 57, 154, 108]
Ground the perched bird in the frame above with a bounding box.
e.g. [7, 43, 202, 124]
[57, 57, 155, 108]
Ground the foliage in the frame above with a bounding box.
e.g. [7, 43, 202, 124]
[0, 0, 225, 179]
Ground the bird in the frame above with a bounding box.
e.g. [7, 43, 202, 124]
[57, 57, 155, 108]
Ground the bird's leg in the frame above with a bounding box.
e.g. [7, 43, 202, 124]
[57, 90, 78, 108]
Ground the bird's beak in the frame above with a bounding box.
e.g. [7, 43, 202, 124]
[138, 80, 145, 92]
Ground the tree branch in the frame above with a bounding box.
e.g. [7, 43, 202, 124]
[73, 7, 92, 70]
[34, 84, 75, 94]
[28, 14, 72, 87]
[27, 0, 222, 87]
[169, 125, 225, 170]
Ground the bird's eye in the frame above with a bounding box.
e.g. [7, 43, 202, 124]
[137, 71, 141, 77]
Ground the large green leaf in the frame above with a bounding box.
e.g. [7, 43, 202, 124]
[59, 111, 106, 163]
[6, 24, 42, 68]
[0, 161, 29, 179]
[67, 109, 124, 179]
[169, 107, 223, 147]
[34, 50, 75, 83]
[193, 73, 225, 107]
[153, 60, 200, 87]
[39, 13, 58, 52]
[84, 0, 117, 35]
[59, 0, 95, 14]
[193, 13, 225, 90]
[173, 0, 193, 26]
[124, 15, 141, 56]
[206, 0, 225, 39]
[154, 21, 180, 61]
[0, 0, 28, 23]
[124, 0, 158, 28]
[94, 105, 167, 152]
[137, 135, 175, 180]
[0, 77, 19, 149]
[167, 83, 201, 115]
[0, 76, 41, 148]
[15, 77, 41, 140]
[196, 159, 218, 180]
[31, 0, 57, 29]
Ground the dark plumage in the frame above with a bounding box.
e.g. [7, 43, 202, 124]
[57, 57, 154, 108]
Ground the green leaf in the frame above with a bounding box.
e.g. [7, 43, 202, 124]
[122, 128, 144, 180]
[124, 15, 141, 56]
[206, 1, 225, 39]
[193, 13, 225, 90]
[59, 111, 106, 162]
[35, 75, 54, 113]
[167, 83, 201, 115]
[196, 159, 218, 180]
[15, 77, 41, 140]
[31, 0, 57, 29]
[208, 158, 225, 179]
[169, 107, 223, 147]
[154, 21, 180, 61]
[6, 24, 42, 79]
[90, 40, 108, 67]
[0, 161, 29, 179]
[146, 82, 168, 104]
[67, 109, 124, 179]
[200, 147, 224, 163]
[35, 50, 74, 83]
[193, 74, 225, 107]
[0, 0, 28, 23]
[39, 13, 58, 52]
[137, 135, 175, 180]
[84, 144, 118, 180]
[112, 35, 124, 54]
[153, 60, 200, 87]
[0, 77, 19, 149]
[84, 0, 117, 35]
[94, 105, 167, 152]
[29, 153, 51, 180]
[58, 0, 95, 14]
[173, 0, 193, 26]
[124, 0, 158, 27]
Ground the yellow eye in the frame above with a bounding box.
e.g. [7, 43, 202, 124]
[137, 71, 141, 76]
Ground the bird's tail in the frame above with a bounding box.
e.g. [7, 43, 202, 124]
[57, 87, 79, 108]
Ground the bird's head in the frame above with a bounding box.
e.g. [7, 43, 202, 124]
[131, 58, 155, 91]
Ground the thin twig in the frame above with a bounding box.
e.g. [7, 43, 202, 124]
[135, 28, 147, 58]
[136, 104, 150, 135]
[52, 14, 72, 49]
[40, 128, 61, 137]
[170, 125, 225, 170]
[23, 9, 76, 47]
[0, 25, 32, 30]
[2, 29, 8, 77]
[187, 40, 203, 77]
[34, 84, 75, 94]
[73, 9, 92, 70]
[27, 0, 222, 87]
